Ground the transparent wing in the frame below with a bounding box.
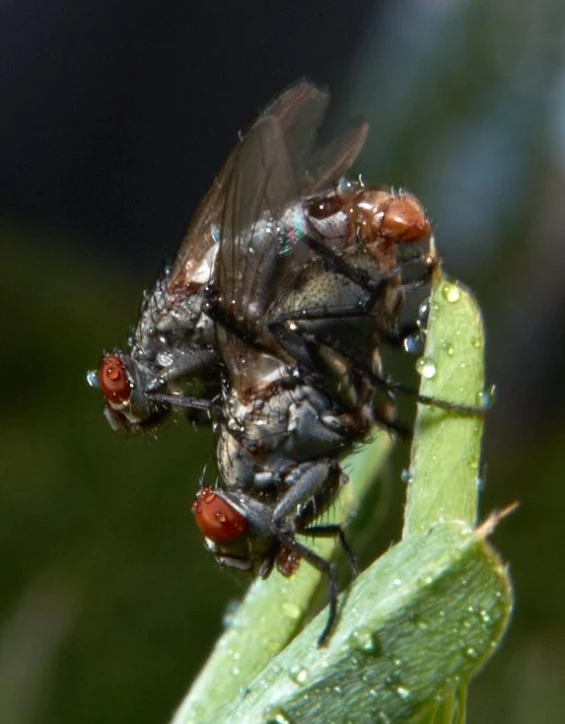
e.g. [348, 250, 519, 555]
[218, 116, 304, 324]
[167, 80, 331, 294]
[215, 82, 369, 392]
[306, 121, 368, 193]
[167, 145, 239, 293]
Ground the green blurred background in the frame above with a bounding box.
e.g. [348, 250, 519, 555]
[2, 1, 564, 722]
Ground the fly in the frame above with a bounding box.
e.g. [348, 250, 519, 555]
[191, 82, 433, 645]
[88, 80, 435, 646]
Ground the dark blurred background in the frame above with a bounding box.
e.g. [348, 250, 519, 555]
[2, 1, 564, 722]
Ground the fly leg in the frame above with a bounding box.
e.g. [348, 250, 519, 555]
[300, 523, 360, 576]
[270, 313, 485, 420]
[274, 530, 339, 647]
[147, 392, 219, 413]
[270, 460, 347, 646]
[139, 347, 222, 419]
[272, 461, 340, 523]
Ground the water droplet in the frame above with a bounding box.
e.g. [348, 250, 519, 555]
[479, 384, 497, 409]
[465, 647, 479, 660]
[267, 711, 291, 724]
[416, 357, 437, 379]
[442, 283, 461, 303]
[281, 602, 301, 620]
[289, 665, 309, 685]
[222, 600, 240, 630]
[333, 685, 343, 695]
[86, 370, 98, 388]
[442, 341, 454, 356]
[396, 685, 411, 700]
[475, 475, 485, 492]
[384, 672, 401, 687]
[393, 577, 402, 587]
[156, 351, 174, 367]
[400, 468, 413, 485]
[349, 627, 380, 654]
[480, 609, 492, 625]
[418, 300, 430, 326]
[403, 333, 423, 355]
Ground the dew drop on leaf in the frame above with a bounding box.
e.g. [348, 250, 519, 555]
[416, 357, 437, 379]
[442, 282, 461, 303]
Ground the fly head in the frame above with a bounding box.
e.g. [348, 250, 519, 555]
[88, 351, 172, 433]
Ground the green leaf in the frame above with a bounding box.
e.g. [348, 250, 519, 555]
[403, 264, 487, 537]
[172, 264, 513, 724]
[217, 520, 511, 724]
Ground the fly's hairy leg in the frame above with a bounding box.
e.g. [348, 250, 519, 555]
[300, 523, 360, 576]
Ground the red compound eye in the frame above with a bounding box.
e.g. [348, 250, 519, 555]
[191, 488, 248, 543]
[98, 355, 131, 404]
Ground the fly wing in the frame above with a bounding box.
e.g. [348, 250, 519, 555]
[263, 80, 329, 173]
[217, 116, 309, 356]
[167, 80, 329, 294]
[215, 82, 370, 395]
[216, 81, 350, 331]
[215, 84, 338, 395]
[306, 120, 368, 193]
[167, 144, 239, 293]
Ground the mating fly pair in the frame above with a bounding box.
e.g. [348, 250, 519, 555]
[89, 81, 434, 645]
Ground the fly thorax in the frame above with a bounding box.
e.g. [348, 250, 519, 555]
[304, 190, 351, 248]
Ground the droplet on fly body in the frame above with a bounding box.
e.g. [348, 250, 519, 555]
[156, 351, 174, 367]
[417, 300, 430, 329]
[441, 282, 461, 303]
[86, 370, 99, 388]
[403, 333, 423, 355]
[416, 357, 437, 379]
